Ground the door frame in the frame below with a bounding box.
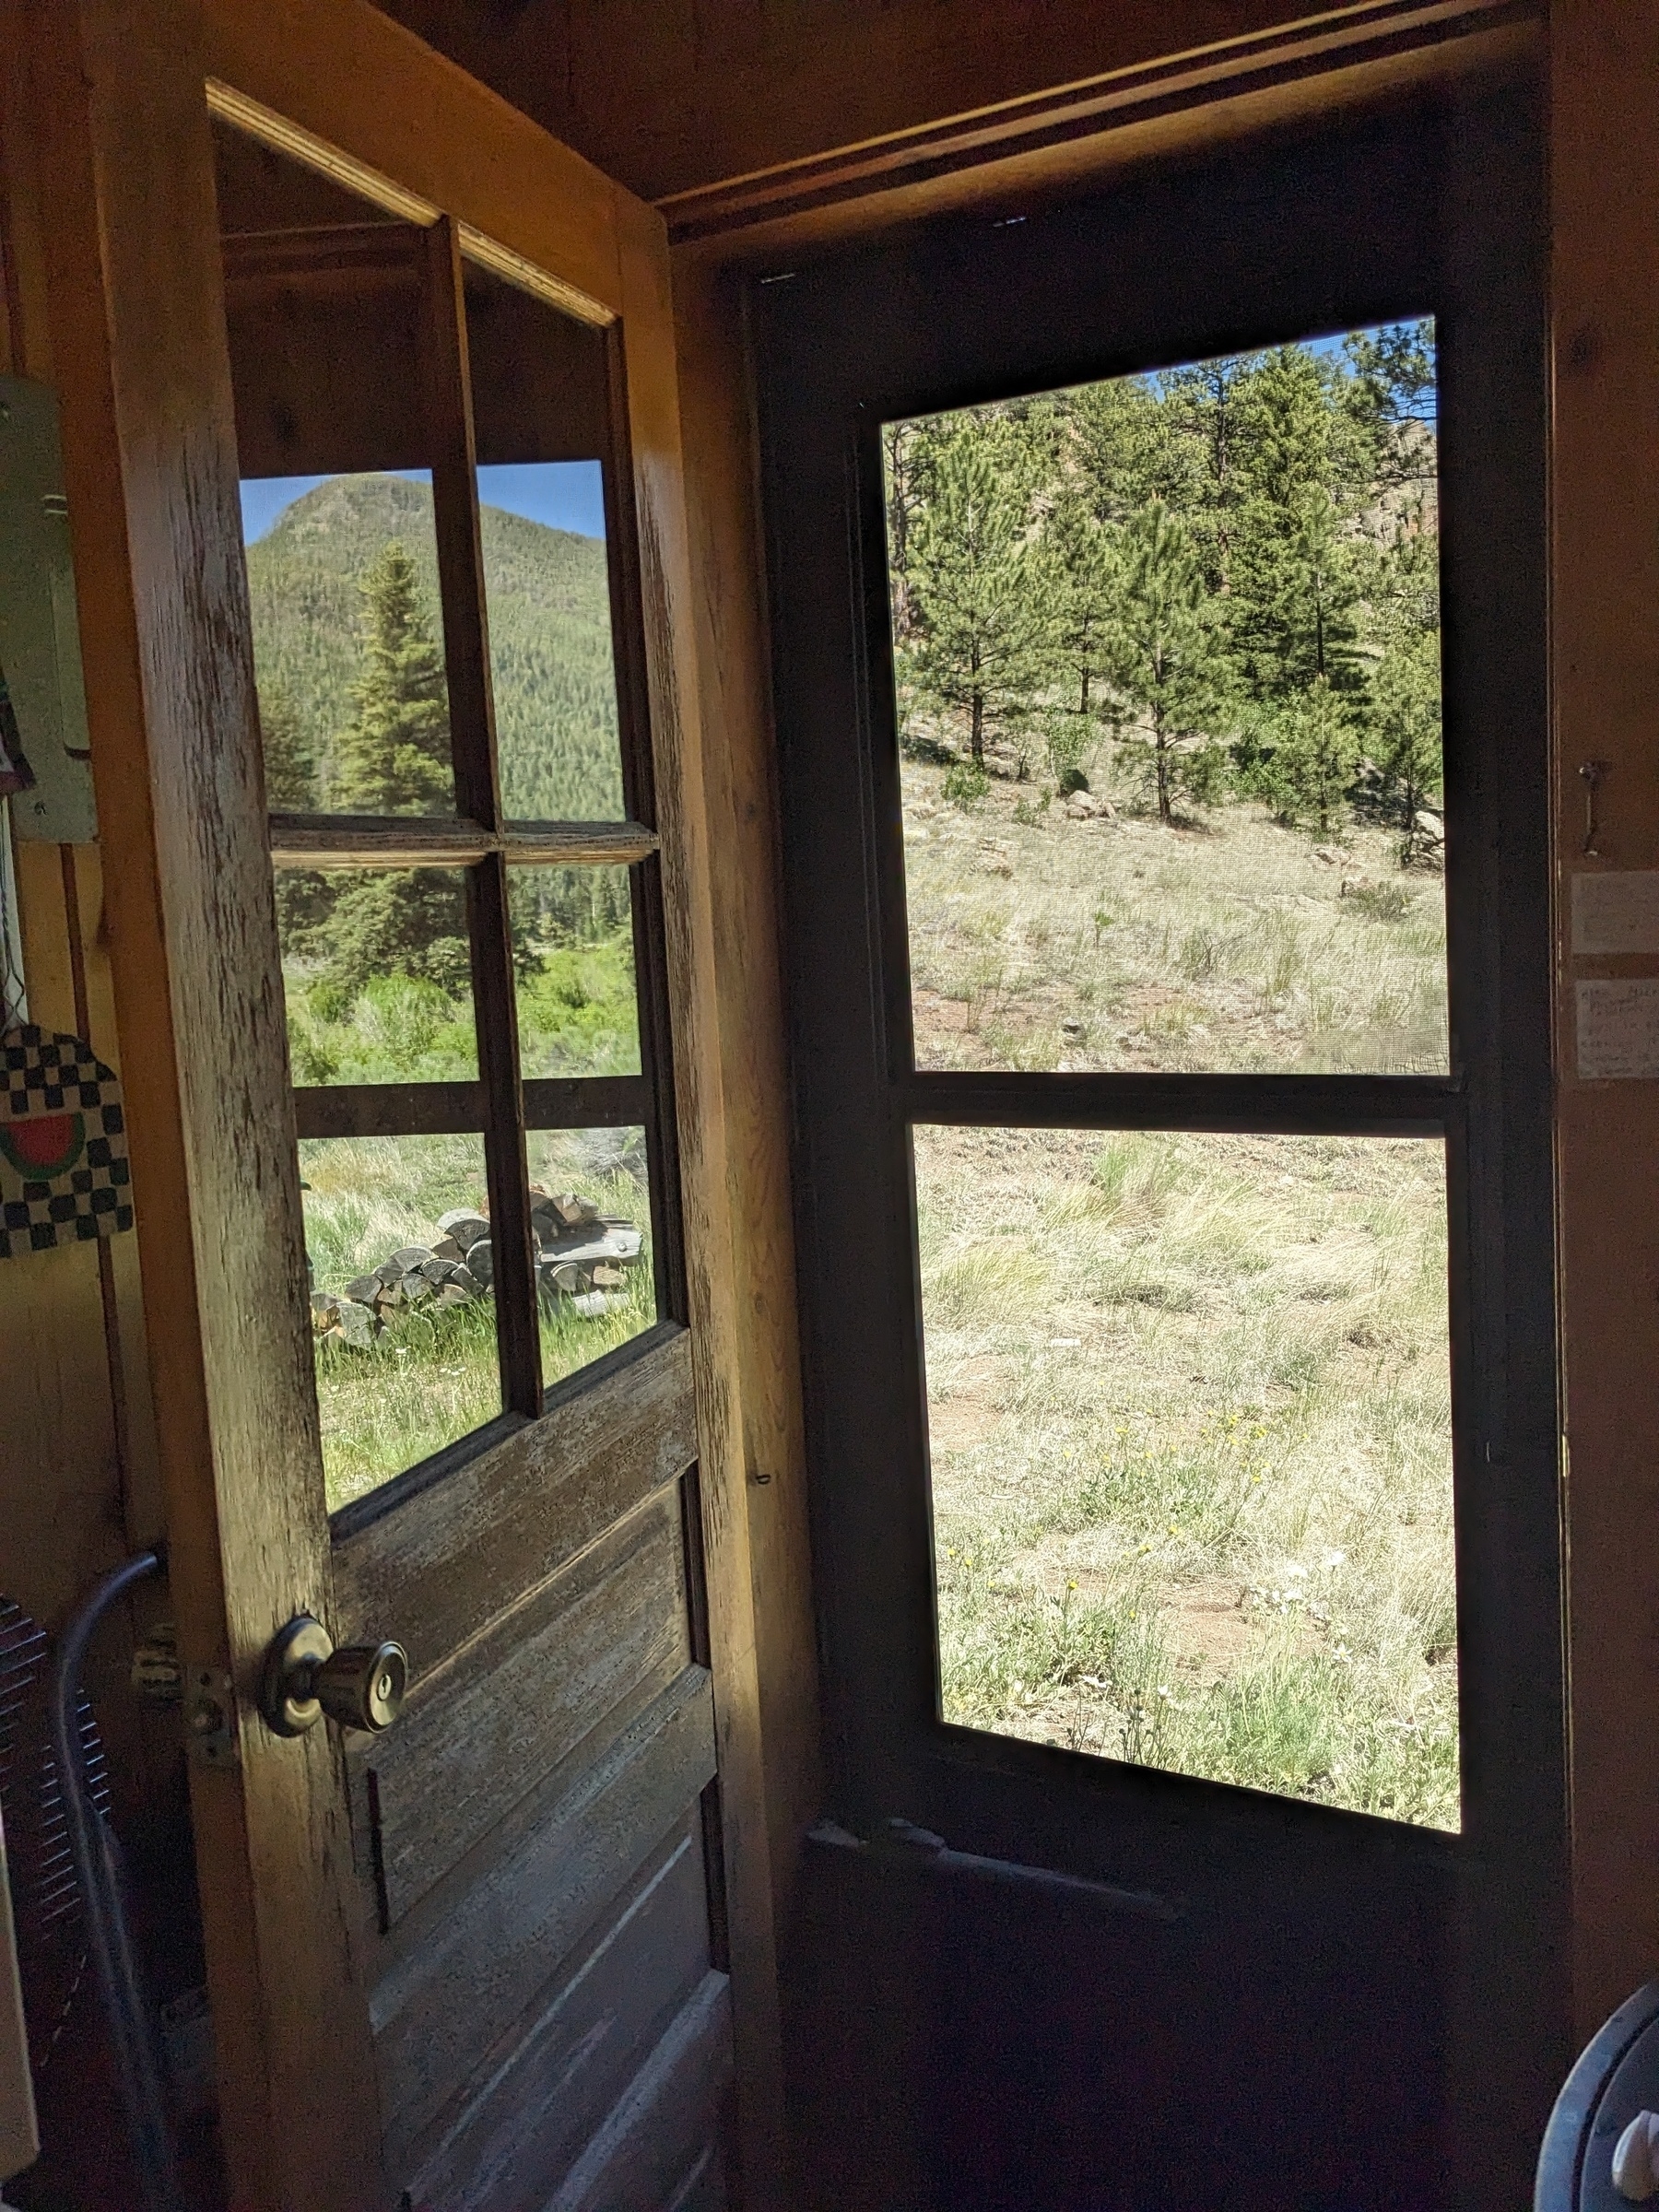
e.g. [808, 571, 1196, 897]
[32, 0, 803, 2202]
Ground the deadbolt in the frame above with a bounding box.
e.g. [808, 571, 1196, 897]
[259, 1614, 408, 1737]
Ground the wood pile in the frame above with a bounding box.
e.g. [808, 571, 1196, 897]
[310, 1186, 645, 1349]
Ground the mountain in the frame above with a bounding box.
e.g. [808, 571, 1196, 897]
[244, 473, 624, 819]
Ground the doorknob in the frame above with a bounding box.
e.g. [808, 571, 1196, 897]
[258, 1615, 408, 1737]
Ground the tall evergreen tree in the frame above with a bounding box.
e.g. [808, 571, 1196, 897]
[1048, 488, 1113, 718]
[907, 422, 1056, 766]
[315, 543, 466, 998]
[331, 540, 452, 814]
[1101, 502, 1228, 825]
[1256, 675, 1359, 834]
[258, 681, 316, 810]
[1228, 347, 1367, 708]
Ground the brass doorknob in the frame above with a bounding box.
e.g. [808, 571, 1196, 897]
[259, 1615, 408, 1737]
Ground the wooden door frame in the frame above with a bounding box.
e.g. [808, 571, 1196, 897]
[31, 0, 808, 2204]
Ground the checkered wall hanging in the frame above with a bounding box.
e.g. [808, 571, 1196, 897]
[0, 1025, 133, 1257]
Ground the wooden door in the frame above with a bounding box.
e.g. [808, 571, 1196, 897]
[758, 84, 1568, 2212]
[35, 3, 778, 2207]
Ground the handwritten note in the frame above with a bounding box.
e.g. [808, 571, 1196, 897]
[1572, 872, 1659, 955]
[1576, 978, 1659, 1078]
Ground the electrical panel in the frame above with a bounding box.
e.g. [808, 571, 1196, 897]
[0, 375, 96, 844]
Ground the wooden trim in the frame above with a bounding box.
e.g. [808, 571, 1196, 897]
[202, 0, 625, 320]
[293, 1074, 651, 1142]
[667, 9, 1540, 262]
[267, 814, 658, 868]
[661, 0, 1535, 240]
[37, 6, 385, 2207]
[612, 186, 798, 2206]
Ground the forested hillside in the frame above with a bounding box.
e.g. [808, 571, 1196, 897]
[886, 323, 1441, 844]
[244, 472, 623, 819]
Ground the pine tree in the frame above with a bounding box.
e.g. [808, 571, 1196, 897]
[1257, 675, 1359, 834]
[1228, 347, 1368, 707]
[1048, 488, 1113, 719]
[331, 540, 452, 814]
[1101, 502, 1228, 825]
[312, 543, 465, 998]
[258, 681, 316, 810]
[907, 421, 1056, 767]
[1371, 631, 1442, 855]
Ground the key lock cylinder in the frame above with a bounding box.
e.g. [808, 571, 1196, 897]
[258, 1617, 408, 1737]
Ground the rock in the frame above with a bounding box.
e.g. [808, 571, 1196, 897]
[1339, 876, 1373, 899]
[335, 1300, 377, 1348]
[1064, 790, 1114, 821]
[975, 839, 1014, 877]
[437, 1209, 490, 1249]
[1312, 845, 1341, 866]
[1061, 1018, 1084, 1037]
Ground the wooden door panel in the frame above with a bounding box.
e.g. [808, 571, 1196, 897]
[371, 1665, 717, 2165]
[333, 1326, 698, 1664]
[354, 1481, 692, 1925]
[406, 1825, 725, 2212]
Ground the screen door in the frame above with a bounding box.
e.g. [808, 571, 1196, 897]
[759, 85, 1567, 2212]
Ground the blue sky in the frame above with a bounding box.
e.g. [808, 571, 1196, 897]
[238, 459, 607, 546]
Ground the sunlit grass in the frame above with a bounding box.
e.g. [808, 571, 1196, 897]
[919, 1124, 1460, 1831]
[902, 758, 1447, 1076]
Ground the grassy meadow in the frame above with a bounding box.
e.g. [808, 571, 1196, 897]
[906, 760, 1459, 1829]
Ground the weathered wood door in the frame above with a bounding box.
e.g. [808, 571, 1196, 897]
[40, 3, 755, 2206]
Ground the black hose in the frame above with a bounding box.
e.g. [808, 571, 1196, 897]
[47, 1550, 182, 2212]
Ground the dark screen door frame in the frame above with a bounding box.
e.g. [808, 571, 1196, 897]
[758, 81, 1568, 2207]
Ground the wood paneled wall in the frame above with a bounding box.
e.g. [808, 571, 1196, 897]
[1549, 0, 1659, 2041]
[375, 0, 1368, 205]
[0, 0, 163, 1758]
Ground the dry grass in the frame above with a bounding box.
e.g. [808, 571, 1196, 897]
[902, 759, 1447, 1076]
[907, 763, 1458, 1829]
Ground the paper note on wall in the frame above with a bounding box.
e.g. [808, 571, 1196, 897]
[1572, 872, 1659, 955]
[1576, 978, 1659, 1078]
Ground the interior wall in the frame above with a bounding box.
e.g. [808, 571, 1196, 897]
[372, 0, 1331, 204]
[1550, 0, 1659, 2041]
[0, 0, 163, 1713]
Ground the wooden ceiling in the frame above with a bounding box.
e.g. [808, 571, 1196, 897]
[370, 0, 1337, 205]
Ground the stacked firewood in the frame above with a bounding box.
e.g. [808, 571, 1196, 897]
[310, 1187, 644, 1349]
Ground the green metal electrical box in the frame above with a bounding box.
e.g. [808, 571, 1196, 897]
[0, 375, 96, 844]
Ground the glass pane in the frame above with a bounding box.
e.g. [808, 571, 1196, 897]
[300, 1135, 501, 1509]
[886, 325, 1447, 1075]
[525, 1126, 657, 1393]
[512, 866, 641, 1078]
[213, 115, 459, 816]
[465, 263, 627, 821]
[915, 1125, 1459, 1830]
[276, 867, 478, 1085]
